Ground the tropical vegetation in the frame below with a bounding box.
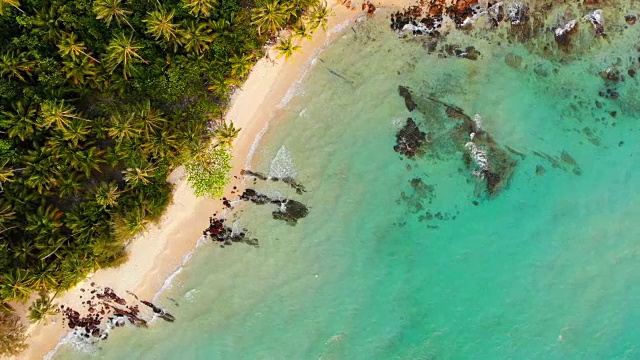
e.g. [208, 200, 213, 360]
[0, 0, 332, 353]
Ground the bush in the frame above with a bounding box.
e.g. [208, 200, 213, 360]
[185, 145, 232, 199]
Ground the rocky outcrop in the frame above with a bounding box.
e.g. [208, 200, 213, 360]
[394, 118, 428, 158]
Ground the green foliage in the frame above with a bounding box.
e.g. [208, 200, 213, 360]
[0, 1, 323, 351]
[186, 144, 232, 198]
[0, 308, 27, 357]
[28, 292, 57, 323]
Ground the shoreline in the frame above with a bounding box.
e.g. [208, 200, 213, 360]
[16, 3, 394, 359]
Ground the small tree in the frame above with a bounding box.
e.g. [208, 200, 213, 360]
[185, 144, 232, 198]
[28, 292, 57, 323]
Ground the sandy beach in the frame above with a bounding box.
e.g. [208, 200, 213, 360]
[14, 2, 417, 358]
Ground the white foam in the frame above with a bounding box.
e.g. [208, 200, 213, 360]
[269, 146, 298, 179]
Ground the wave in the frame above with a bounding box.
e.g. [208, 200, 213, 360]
[269, 145, 298, 179]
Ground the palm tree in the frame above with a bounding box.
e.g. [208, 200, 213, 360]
[0, 52, 35, 83]
[144, 7, 180, 43]
[94, 0, 132, 28]
[57, 171, 84, 197]
[182, 0, 217, 18]
[62, 58, 97, 86]
[39, 100, 89, 131]
[32, 5, 65, 41]
[69, 147, 104, 177]
[179, 20, 215, 55]
[25, 205, 63, 241]
[28, 293, 57, 323]
[308, 2, 332, 32]
[94, 182, 120, 209]
[0, 0, 24, 15]
[214, 120, 241, 147]
[251, 0, 293, 36]
[229, 53, 254, 78]
[0, 160, 15, 190]
[0, 269, 33, 302]
[0, 101, 37, 141]
[135, 101, 165, 139]
[292, 21, 313, 40]
[11, 240, 37, 265]
[58, 33, 100, 63]
[108, 112, 141, 143]
[105, 33, 147, 79]
[276, 37, 301, 61]
[122, 165, 156, 186]
[60, 119, 91, 147]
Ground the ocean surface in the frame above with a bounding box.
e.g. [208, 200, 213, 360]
[54, 6, 640, 359]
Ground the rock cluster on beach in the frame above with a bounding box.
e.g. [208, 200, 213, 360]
[59, 284, 175, 344]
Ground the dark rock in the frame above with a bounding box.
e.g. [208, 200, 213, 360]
[628, 69, 636, 78]
[504, 53, 523, 69]
[394, 118, 427, 158]
[398, 86, 417, 111]
[272, 199, 309, 226]
[625, 15, 637, 25]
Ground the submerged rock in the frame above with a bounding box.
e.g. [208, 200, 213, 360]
[398, 85, 417, 111]
[239, 189, 309, 226]
[625, 14, 637, 25]
[504, 53, 523, 69]
[272, 199, 309, 226]
[394, 118, 427, 158]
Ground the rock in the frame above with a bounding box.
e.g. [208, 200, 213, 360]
[625, 14, 637, 25]
[582, 9, 605, 35]
[398, 86, 417, 111]
[504, 53, 523, 69]
[272, 199, 309, 226]
[554, 20, 577, 47]
[535, 165, 545, 176]
[394, 118, 427, 158]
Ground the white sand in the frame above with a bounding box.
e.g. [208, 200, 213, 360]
[15, 1, 415, 358]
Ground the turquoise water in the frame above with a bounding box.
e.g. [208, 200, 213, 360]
[54, 8, 640, 360]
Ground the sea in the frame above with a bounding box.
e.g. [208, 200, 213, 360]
[52, 4, 640, 359]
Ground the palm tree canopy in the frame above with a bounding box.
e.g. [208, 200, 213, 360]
[182, 0, 217, 18]
[251, 0, 294, 36]
[144, 7, 180, 43]
[104, 33, 147, 79]
[94, 0, 132, 27]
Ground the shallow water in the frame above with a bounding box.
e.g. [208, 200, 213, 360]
[54, 7, 640, 360]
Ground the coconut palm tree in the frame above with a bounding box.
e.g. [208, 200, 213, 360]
[229, 53, 254, 78]
[135, 101, 165, 139]
[0, 269, 33, 302]
[144, 7, 180, 43]
[57, 171, 84, 197]
[94, 182, 120, 209]
[0, 101, 37, 141]
[182, 0, 217, 18]
[179, 20, 215, 55]
[28, 293, 57, 323]
[94, 0, 132, 28]
[276, 37, 300, 61]
[39, 100, 89, 131]
[25, 205, 63, 242]
[32, 5, 64, 41]
[251, 0, 294, 36]
[69, 147, 104, 177]
[214, 120, 241, 147]
[0, 160, 15, 190]
[308, 1, 332, 32]
[0, 52, 35, 83]
[105, 33, 147, 79]
[0, 0, 24, 15]
[292, 21, 313, 40]
[60, 119, 91, 147]
[122, 165, 156, 186]
[62, 58, 98, 86]
[58, 33, 100, 63]
[108, 112, 140, 143]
